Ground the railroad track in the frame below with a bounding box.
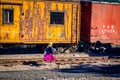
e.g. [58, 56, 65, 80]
[108, 59, 120, 64]
[0, 56, 109, 67]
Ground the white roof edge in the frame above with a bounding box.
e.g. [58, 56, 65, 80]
[92, 1, 120, 4]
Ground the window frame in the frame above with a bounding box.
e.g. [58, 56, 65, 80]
[2, 8, 14, 24]
[50, 11, 65, 25]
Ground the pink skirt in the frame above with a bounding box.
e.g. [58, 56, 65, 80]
[43, 53, 56, 62]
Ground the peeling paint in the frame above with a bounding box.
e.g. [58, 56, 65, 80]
[0, 1, 80, 44]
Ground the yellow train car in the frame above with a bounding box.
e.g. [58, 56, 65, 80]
[0, 0, 23, 43]
[0, 0, 80, 53]
[0, 0, 80, 46]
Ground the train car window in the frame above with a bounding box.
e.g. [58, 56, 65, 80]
[50, 12, 64, 25]
[2, 9, 14, 24]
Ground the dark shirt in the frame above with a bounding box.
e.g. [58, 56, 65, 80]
[45, 47, 54, 54]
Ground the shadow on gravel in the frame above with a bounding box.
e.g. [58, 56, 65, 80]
[0, 44, 46, 54]
[88, 48, 120, 57]
[0, 47, 42, 54]
[54, 64, 120, 77]
[23, 61, 41, 67]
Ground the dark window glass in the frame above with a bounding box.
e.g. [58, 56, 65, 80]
[2, 9, 14, 24]
[50, 12, 64, 25]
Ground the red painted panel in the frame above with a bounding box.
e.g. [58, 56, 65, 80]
[112, 4, 120, 44]
[101, 4, 113, 42]
[90, 3, 120, 44]
[101, 4, 120, 44]
[91, 3, 102, 41]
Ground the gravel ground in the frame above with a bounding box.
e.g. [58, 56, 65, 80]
[0, 52, 89, 59]
[0, 52, 120, 80]
[0, 64, 120, 80]
[0, 69, 120, 80]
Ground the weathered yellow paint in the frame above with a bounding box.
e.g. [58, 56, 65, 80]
[0, 0, 80, 44]
[0, 2, 22, 43]
[0, 0, 22, 4]
[77, 4, 81, 43]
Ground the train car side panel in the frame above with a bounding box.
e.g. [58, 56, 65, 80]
[90, 2, 120, 45]
[20, 1, 80, 44]
[0, 2, 22, 43]
[112, 4, 120, 44]
[91, 3, 102, 42]
[0, 0, 80, 44]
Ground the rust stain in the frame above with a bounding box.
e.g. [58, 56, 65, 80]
[60, 31, 65, 38]
[21, 5, 32, 40]
[21, 1, 51, 41]
[4, 32, 9, 39]
[20, 6, 24, 39]
[63, 4, 65, 11]
[44, 2, 51, 14]
[44, 2, 51, 27]
[56, 4, 58, 10]
[0, 1, 80, 44]
[35, 3, 44, 40]
[25, 9, 32, 39]
[71, 4, 78, 42]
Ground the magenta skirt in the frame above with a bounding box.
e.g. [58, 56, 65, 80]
[43, 53, 56, 62]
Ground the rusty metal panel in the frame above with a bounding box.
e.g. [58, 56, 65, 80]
[101, 4, 113, 41]
[0, 3, 21, 43]
[91, 3, 102, 41]
[20, 1, 80, 44]
[100, 3, 120, 44]
[71, 4, 80, 43]
[112, 4, 120, 44]
[90, 2, 120, 44]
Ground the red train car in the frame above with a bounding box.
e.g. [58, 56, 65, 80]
[80, 1, 120, 52]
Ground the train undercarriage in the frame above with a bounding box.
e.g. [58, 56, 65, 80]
[0, 43, 78, 54]
[78, 41, 120, 54]
[0, 41, 120, 55]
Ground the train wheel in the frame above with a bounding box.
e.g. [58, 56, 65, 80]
[55, 45, 77, 54]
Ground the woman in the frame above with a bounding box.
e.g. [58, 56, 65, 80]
[43, 42, 56, 62]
